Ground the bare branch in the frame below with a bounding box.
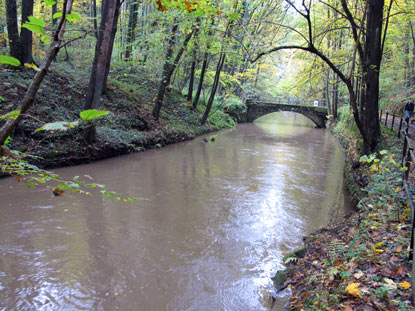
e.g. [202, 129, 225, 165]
[60, 30, 94, 48]
[340, 0, 365, 65]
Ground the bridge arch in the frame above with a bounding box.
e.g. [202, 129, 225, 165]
[245, 100, 328, 128]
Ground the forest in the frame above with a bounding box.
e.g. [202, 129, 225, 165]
[0, 0, 414, 156]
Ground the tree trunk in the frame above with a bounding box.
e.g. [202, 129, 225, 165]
[21, 0, 34, 64]
[254, 64, 260, 89]
[5, 0, 21, 62]
[102, 0, 121, 94]
[187, 56, 197, 102]
[91, 0, 98, 39]
[187, 19, 200, 102]
[0, 0, 74, 145]
[325, 75, 332, 116]
[201, 53, 226, 124]
[84, 0, 120, 110]
[360, 0, 383, 153]
[409, 21, 415, 86]
[125, 0, 138, 60]
[192, 52, 208, 109]
[333, 74, 339, 118]
[152, 25, 194, 119]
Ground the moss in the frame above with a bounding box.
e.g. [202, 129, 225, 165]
[271, 269, 291, 291]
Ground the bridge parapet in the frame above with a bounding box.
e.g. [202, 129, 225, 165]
[244, 100, 328, 128]
[243, 94, 327, 107]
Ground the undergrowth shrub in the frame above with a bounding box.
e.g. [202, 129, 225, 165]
[223, 97, 247, 122]
[333, 104, 362, 158]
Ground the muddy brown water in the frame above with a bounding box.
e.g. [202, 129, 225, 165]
[0, 113, 351, 311]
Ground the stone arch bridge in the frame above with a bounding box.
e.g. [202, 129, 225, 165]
[243, 97, 328, 128]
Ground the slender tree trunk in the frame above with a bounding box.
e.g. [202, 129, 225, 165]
[187, 18, 200, 101]
[333, 74, 339, 118]
[84, 0, 120, 110]
[92, 0, 98, 39]
[409, 21, 415, 86]
[103, 0, 121, 94]
[187, 54, 197, 102]
[21, 0, 34, 64]
[192, 52, 208, 109]
[192, 19, 215, 109]
[326, 76, 332, 116]
[5, 0, 21, 62]
[0, 0, 74, 145]
[125, 0, 138, 60]
[152, 25, 194, 119]
[254, 63, 260, 88]
[201, 53, 226, 124]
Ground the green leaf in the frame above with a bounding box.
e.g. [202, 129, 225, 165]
[25, 182, 37, 188]
[80, 109, 109, 121]
[360, 155, 369, 163]
[0, 96, 5, 101]
[22, 16, 46, 36]
[3, 136, 11, 146]
[56, 184, 72, 190]
[0, 110, 20, 120]
[0, 55, 21, 67]
[53, 12, 63, 19]
[22, 23, 44, 36]
[28, 15, 45, 27]
[40, 35, 51, 43]
[66, 13, 80, 24]
[43, 0, 56, 5]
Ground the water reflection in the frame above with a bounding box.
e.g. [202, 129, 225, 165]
[0, 112, 350, 310]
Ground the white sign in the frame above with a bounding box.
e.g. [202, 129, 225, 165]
[313, 100, 319, 107]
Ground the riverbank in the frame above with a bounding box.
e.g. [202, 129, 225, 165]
[0, 64, 235, 169]
[277, 126, 415, 310]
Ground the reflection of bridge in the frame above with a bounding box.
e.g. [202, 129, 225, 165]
[243, 95, 328, 128]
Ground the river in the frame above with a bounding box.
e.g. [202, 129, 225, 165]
[0, 112, 350, 311]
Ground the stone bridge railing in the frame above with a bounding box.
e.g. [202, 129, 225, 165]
[243, 94, 327, 108]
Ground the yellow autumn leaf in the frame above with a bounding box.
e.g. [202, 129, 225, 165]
[345, 282, 361, 298]
[394, 186, 401, 192]
[375, 242, 383, 247]
[24, 63, 40, 71]
[398, 281, 411, 290]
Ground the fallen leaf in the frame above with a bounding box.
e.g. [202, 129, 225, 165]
[398, 281, 411, 290]
[52, 187, 64, 196]
[345, 283, 362, 298]
[393, 265, 409, 278]
[354, 272, 364, 279]
[383, 278, 397, 289]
